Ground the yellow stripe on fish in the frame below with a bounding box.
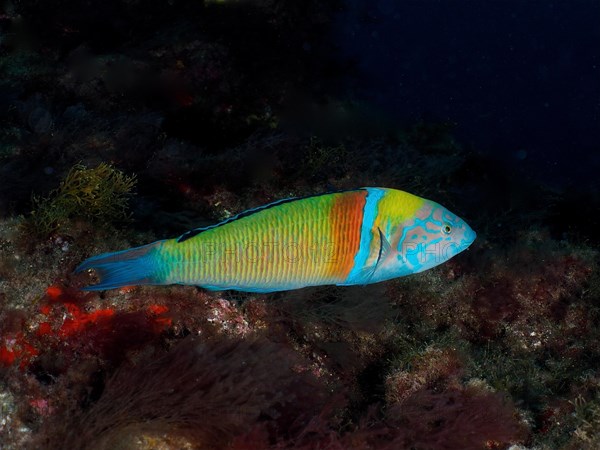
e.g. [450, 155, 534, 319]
[75, 188, 476, 292]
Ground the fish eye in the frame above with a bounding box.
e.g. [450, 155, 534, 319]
[442, 223, 452, 235]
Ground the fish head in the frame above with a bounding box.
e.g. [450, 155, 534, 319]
[394, 199, 476, 274]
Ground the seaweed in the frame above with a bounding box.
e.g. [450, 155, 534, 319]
[34, 336, 324, 450]
[375, 385, 526, 450]
[24, 163, 136, 236]
[570, 392, 600, 449]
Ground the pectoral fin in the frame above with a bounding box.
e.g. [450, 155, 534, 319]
[357, 227, 392, 284]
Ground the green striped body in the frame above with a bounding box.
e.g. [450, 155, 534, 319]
[158, 190, 367, 292]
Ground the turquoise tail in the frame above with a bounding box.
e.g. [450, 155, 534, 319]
[75, 241, 165, 291]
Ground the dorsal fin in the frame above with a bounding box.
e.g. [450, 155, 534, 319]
[176, 226, 212, 243]
[176, 188, 366, 243]
[176, 197, 298, 243]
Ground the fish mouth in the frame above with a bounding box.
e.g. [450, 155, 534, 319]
[459, 226, 477, 250]
[466, 229, 477, 246]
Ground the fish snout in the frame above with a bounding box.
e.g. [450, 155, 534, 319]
[461, 223, 477, 249]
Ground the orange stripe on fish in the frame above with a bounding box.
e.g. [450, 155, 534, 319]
[327, 189, 367, 280]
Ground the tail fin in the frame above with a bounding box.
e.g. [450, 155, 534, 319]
[75, 241, 165, 291]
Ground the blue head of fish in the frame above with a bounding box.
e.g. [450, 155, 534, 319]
[394, 200, 477, 276]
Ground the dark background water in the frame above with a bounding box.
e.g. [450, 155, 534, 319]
[333, 0, 600, 187]
[1, 0, 598, 234]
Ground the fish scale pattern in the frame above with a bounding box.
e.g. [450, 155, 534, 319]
[162, 190, 367, 290]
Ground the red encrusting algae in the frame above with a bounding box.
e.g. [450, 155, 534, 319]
[1, 332, 40, 369]
[0, 284, 174, 372]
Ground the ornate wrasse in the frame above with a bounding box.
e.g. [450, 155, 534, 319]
[76, 188, 476, 292]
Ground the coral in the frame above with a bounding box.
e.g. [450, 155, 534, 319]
[25, 163, 136, 235]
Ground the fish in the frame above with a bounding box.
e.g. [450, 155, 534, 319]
[75, 187, 476, 292]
